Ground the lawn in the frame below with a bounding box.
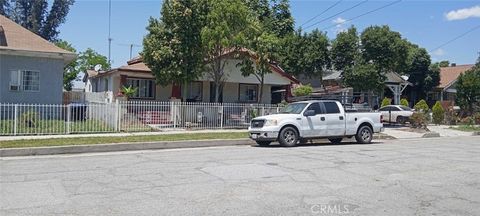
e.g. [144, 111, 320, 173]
[0, 132, 249, 148]
[0, 119, 114, 135]
[450, 125, 480, 132]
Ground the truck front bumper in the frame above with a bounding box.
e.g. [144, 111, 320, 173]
[248, 127, 279, 141]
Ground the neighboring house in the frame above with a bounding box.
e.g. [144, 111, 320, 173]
[427, 64, 475, 105]
[85, 50, 299, 104]
[0, 15, 76, 104]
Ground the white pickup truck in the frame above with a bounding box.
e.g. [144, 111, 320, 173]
[248, 100, 384, 147]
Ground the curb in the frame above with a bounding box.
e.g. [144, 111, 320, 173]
[422, 132, 441, 138]
[472, 131, 480, 136]
[374, 133, 396, 140]
[0, 139, 254, 157]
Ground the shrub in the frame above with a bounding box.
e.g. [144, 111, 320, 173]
[381, 98, 392, 107]
[444, 107, 460, 125]
[432, 101, 445, 124]
[414, 100, 429, 113]
[20, 111, 40, 128]
[410, 112, 428, 129]
[460, 116, 475, 125]
[293, 84, 313, 97]
[400, 98, 409, 107]
[474, 112, 480, 125]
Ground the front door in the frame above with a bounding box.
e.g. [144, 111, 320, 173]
[301, 102, 327, 137]
[321, 101, 346, 136]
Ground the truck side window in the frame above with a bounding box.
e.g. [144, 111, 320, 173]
[324, 102, 340, 114]
[306, 103, 322, 115]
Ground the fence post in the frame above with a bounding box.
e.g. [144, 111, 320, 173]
[66, 104, 71, 134]
[220, 105, 224, 129]
[114, 100, 119, 132]
[13, 104, 18, 136]
[173, 102, 177, 129]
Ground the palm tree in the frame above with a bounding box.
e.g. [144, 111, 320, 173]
[121, 85, 137, 100]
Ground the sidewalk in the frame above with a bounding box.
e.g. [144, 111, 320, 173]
[0, 129, 248, 141]
[383, 125, 476, 139]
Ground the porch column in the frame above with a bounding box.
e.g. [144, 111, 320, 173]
[386, 84, 401, 105]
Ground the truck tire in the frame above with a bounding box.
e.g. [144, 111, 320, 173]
[256, 141, 271, 146]
[328, 138, 343, 144]
[355, 125, 373, 144]
[278, 126, 298, 147]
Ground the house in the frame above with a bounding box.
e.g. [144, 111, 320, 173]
[427, 64, 475, 105]
[0, 15, 76, 104]
[85, 50, 299, 104]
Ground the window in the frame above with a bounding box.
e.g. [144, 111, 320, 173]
[104, 78, 109, 91]
[306, 103, 323, 115]
[126, 78, 155, 99]
[390, 106, 401, 111]
[9, 71, 20, 91]
[280, 103, 307, 114]
[324, 102, 340, 114]
[185, 82, 202, 101]
[9, 70, 40, 91]
[399, 106, 412, 111]
[239, 84, 258, 102]
[379, 107, 391, 111]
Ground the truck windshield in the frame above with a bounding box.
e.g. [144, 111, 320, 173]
[279, 103, 308, 114]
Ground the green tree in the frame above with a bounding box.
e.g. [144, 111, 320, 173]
[414, 99, 429, 113]
[303, 29, 330, 79]
[331, 26, 359, 71]
[1, 0, 75, 41]
[142, 0, 206, 98]
[360, 25, 409, 73]
[439, 60, 450, 67]
[55, 40, 78, 91]
[405, 45, 440, 100]
[456, 64, 480, 114]
[201, 0, 251, 102]
[271, 0, 294, 38]
[277, 29, 306, 76]
[342, 60, 385, 93]
[54, 42, 110, 91]
[432, 101, 445, 124]
[400, 98, 409, 107]
[238, 17, 279, 102]
[292, 84, 313, 97]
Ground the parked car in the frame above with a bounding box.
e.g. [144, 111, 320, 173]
[248, 100, 384, 147]
[378, 105, 414, 124]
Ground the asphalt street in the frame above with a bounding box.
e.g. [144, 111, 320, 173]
[1, 136, 479, 216]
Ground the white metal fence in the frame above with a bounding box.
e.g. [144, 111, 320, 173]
[0, 101, 282, 136]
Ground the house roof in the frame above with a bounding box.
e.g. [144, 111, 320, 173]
[92, 49, 300, 84]
[438, 64, 474, 89]
[0, 15, 74, 55]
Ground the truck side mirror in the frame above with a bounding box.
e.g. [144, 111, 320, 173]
[303, 110, 315, 117]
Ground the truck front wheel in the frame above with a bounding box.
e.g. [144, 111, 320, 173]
[278, 126, 298, 147]
[355, 126, 373, 144]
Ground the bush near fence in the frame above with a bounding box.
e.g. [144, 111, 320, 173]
[0, 101, 282, 136]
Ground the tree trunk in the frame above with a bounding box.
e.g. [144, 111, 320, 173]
[258, 77, 264, 104]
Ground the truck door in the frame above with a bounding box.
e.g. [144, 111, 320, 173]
[321, 101, 346, 136]
[302, 102, 327, 137]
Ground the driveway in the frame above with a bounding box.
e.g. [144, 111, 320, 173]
[1, 137, 479, 215]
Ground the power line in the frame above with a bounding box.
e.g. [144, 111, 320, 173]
[301, 0, 343, 27]
[304, 0, 368, 30]
[430, 24, 480, 52]
[321, 0, 402, 31]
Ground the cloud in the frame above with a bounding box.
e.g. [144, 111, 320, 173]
[431, 48, 446, 56]
[445, 5, 480, 21]
[332, 17, 346, 25]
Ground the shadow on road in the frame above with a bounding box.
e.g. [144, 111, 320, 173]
[253, 140, 385, 148]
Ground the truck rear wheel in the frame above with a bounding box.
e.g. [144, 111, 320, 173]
[355, 126, 373, 144]
[278, 126, 298, 147]
[328, 138, 343, 144]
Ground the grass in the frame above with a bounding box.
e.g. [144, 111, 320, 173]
[0, 132, 249, 148]
[0, 119, 114, 135]
[450, 125, 480, 132]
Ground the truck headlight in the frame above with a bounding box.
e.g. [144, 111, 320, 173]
[264, 119, 278, 126]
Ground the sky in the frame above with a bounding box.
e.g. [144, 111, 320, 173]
[57, 0, 480, 70]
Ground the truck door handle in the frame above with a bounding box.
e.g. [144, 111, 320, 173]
[320, 117, 325, 121]
[339, 116, 344, 120]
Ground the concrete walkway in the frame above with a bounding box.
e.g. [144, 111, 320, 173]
[0, 129, 247, 141]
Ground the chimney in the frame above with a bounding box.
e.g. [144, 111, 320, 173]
[450, 63, 456, 67]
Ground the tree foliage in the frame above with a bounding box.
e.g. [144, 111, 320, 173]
[1, 0, 75, 41]
[142, 0, 206, 88]
[55, 41, 110, 91]
[292, 84, 313, 97]
[405, 45, 440, 100]
[414, 99, 430, 113]
[432, 101, 445, 124]
[342, 60, 385, 93]
[201, 0, 251, 102]
[400, 98, 409, 107]
[331, 26, 359, 71]
[456, 64, 480, 114]
[439, 60, 450, 67]
[381, 97, 392, 107]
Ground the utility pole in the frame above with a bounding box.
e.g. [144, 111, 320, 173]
[108, 0, 112, 65]
[117, 43, 142, 59]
